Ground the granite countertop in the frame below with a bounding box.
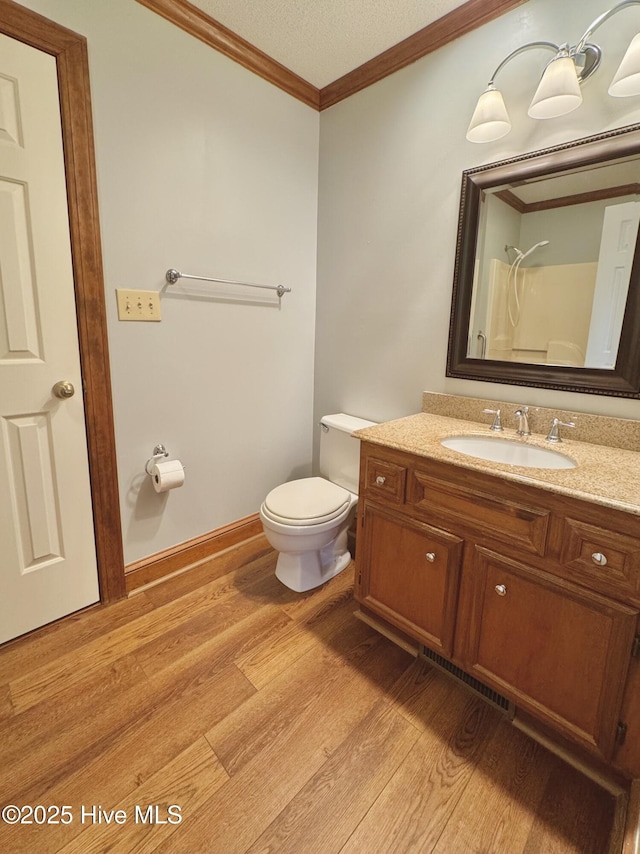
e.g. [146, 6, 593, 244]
[354, 413, 640, 516]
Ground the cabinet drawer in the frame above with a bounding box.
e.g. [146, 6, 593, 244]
[408, 470, 550, 557]
[364, 457, 406, 504]
[559, 517, 640, 600]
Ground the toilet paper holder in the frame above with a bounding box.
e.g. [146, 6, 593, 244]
[145, 444, 169, 475]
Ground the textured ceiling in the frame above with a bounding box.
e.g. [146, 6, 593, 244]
[190, 0, 470, 88]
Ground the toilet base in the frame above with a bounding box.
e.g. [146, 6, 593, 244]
[275, 538, 352, 593]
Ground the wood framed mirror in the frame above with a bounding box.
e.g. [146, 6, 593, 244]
[446, 124, 640, 397]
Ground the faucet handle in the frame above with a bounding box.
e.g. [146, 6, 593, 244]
[546, 417, 575, 443]
[483, 408, 503, 431]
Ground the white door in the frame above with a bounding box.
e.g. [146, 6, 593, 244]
[0, 34, 99, 644]
[585, 201, 640, 369]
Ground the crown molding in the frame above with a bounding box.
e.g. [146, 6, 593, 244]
[134, 0, 320, 109]
[320, 0, 528, 109]
[136, 0, 527, 112]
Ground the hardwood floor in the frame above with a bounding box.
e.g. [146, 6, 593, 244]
[0, 535, 618, 854]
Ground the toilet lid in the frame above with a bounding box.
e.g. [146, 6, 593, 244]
[263, 477, 351, 526]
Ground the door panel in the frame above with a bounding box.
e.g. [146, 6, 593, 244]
[5, 413, 62, 568]
[0, 71, 22, 146]
[0, 178, 42, 361]
[0, 33, 99, 644]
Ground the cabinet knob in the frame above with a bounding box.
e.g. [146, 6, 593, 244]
[495, 584, 507, 596]
[425, 552, 436, 562]
[375, 475, 386, 485]
[591, 552, 608, 566]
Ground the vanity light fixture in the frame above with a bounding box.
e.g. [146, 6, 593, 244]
[467, 0, 640, 143]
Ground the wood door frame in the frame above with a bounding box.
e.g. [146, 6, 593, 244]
[1, 0, 126, 602]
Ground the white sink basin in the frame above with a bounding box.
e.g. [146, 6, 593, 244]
[441, 435, 577, 469]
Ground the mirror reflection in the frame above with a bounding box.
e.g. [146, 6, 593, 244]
[447, 125, 640, 397]
[469, 158, 640, 370]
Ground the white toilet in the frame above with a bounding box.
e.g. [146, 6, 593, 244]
[260, 413, 376, 593]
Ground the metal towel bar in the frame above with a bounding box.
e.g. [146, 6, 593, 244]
[165, 268, 291, 298]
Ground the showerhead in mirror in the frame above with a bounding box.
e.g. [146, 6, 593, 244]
[521, 239, 550, 260]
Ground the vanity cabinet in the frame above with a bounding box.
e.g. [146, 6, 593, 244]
[355, 440, 640, 770]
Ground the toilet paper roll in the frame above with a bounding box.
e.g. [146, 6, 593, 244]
[152, 459, 185, 493]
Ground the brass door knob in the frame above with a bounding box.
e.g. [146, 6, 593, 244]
[52, 380, 75, 399]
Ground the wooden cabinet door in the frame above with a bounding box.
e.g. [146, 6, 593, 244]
[463, 547, 638, 758]
[356, 502, 463, 657]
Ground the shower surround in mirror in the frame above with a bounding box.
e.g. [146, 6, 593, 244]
[471, 185, 640, 369]
[482, 257, 597, 366]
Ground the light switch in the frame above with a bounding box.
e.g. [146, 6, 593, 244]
[116, 289, 161, 321]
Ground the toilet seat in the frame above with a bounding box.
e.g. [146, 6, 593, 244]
[262, 477, 351, 527]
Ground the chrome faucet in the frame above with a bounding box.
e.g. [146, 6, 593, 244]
[514, 406, 530, 436]
[483, 408, 503, 431]
[546, 417, 575, 443]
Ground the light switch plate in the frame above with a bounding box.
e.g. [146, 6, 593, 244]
[116, 289, 161, 321]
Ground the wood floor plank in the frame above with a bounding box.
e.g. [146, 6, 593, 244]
[8, 553, 276, 712]
[246, 699, 420, 854]
[431, 718, 554, 854]
[206, 617, 411, 777]
[157, 635, 416, 853]
[0, 653, 150, 805]
[135, 601, 292, 681]
[141, 536, 275, 608]
[2, 599, 267, 809]
[386, 657, 459, 731]
[275, 564, 356, 619]
[0, 593, 155, 686]
[0, 682, 13, 719]
[133, 586, 288, 679]
[234, 617, 324, 688]
[340, 687, 500, 854]
[57, 737, 227, 854]
[523, 756, 616, 854]
[154, 729, 327, 854]
[0, 664, 253, 854]
[235, 592, 356, 689]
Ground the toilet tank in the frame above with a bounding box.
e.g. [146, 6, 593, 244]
[319, 413, 377, 494]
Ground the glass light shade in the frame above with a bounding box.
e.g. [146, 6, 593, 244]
[609, 33, 640, 97]
[466, 86, 511, 143]
[528, 55, 582, 119]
